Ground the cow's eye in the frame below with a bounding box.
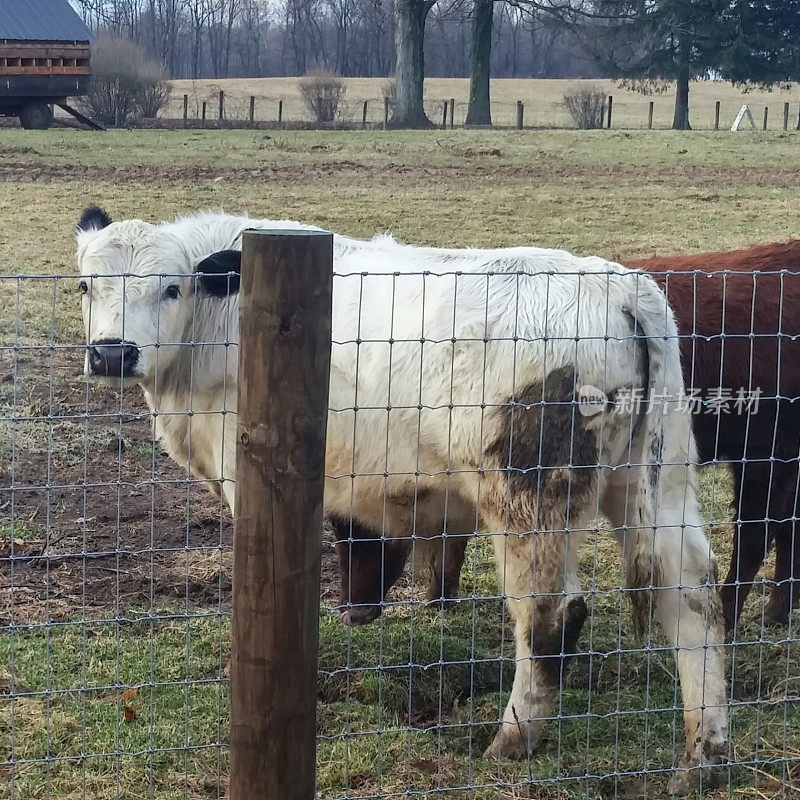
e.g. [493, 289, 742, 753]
[163, 284, 181, 300]
[78, 280, 88, 295]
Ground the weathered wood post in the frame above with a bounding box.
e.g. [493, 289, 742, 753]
[763, 106, 769, 130]
[183, 94, 188, 124]
[606, 95, 613, 128]
[516, 100, 523, 130]
[784, 101, 790, 131]
[249, 95, 255, 123]
[202, 101, 207, 122]
[278, 99, 283, 124]
[449, 98, 455, 128]
[219, 89, 225, 120]
[362, 100, 368, 129]
[441, 100, 447, 129]
[383, 95, 389, 130]
[230, 229, 333, 800]
[714, 101, 720, 131]
[648, 101, 654, 130]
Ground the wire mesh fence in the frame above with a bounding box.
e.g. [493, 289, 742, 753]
[1, 217, 799, 800]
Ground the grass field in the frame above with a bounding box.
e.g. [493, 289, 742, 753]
[165, 76, 800, 130]
[1, 126, 799, 799]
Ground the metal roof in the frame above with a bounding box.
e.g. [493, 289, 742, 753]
[0, 0, 93, 42]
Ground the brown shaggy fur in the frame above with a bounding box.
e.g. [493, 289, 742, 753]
[627, 241, 800, 629]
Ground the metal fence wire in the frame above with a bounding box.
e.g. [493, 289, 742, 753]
[1, 239, 799, 800]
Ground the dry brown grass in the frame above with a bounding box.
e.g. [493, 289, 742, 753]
[166, 76, 800, 129]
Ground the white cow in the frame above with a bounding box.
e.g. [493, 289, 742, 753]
[76, 207, 727, 792]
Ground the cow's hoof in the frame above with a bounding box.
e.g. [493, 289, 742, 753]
[483, 726, 536, 759]
[667, 766, 696, 796]
[763, 595, 792, 627]
[339, 605, 382, 626]
[669, 734, 727, 795]
[668, 764, 722, 796]
[423, 589, 459, 608]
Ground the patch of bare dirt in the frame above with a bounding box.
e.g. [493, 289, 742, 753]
[3, 159, 800, 189]
[0, 350, 346, 625]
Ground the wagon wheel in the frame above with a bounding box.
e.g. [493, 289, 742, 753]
[19, 102, 54, 130]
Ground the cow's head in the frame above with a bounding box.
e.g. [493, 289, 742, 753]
[75, 206, 241, 387]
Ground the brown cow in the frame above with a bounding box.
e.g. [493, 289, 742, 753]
[336, 241, 800, 632]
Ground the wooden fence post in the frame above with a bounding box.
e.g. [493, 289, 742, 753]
[516, 100, 523, 130]
[383, 96, 389, 130]
[202, 101, 207, 122]
[278, 99, 283, 123]
[714, 100, 720, 131]
[231, 229, 333, 800]
[219, 89, 225, 120]
[449, 98, 455, 128]
[607, 95, 613, 128]
[648, 101, 654, 130]
[784, 101, 790, 131]
[763, 106, 769, 130]
[249, 95, 255, 123]
[441, 101, 447, 129]
[362, 100, 368, 129]
[183, 93, 188, 124]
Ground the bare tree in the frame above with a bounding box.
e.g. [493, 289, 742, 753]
[465, 0, 493, 124]
[390, 0, 435, 128]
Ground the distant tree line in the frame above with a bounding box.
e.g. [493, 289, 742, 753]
[71, 0, 596, 81]
[73, 1, 800, 129]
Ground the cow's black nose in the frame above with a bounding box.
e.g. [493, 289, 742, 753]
[88, 338, 140, 377]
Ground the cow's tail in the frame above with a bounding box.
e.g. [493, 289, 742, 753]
[622, 270, 698, 633]
[623, 269, 694, 483]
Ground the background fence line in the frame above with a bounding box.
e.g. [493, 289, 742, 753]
[154, 82, 800, 131]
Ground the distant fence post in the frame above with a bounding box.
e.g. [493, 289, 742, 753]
[763, 106, 769, 131]
[449, 98, 455, 128]
[441, 101, 447, 129]
[219, 90, 225, 120]
[516, 100, 523, 130]
[714, 101, 720, 131]
[383, 96, 389, 130]
[784, 101, 790, 131]
[278, 99, 283, 124]
[202, 101, 207, 122]
[362, 100, 368, 129]
[183, 94, 188, 124]
[230, 229, 333, 800]
[249, 95, 255, 123]
[648, 101, 654, 130]
[606, 95, 613, 128]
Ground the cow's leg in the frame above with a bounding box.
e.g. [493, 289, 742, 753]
[425, 534, 469, 604]
[762, 463, 800, 625]
[603, 475, 728, 795]
[764, 525, 799, 624]
[480, 366, 596, 758]
[332, 515, 411, 626]
[720, 461, 774, 631]
[482, 525, 586, 758]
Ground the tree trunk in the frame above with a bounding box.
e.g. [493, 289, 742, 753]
[390, 0, 433, 128]
[672, 68, 691, 130]
[465, 0, 493, 126]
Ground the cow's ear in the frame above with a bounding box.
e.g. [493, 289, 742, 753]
[195, 250, 241, 297]
[76, 206, 112, 234]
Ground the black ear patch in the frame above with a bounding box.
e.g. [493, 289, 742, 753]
[77, 205, 113, 233]
[195, 250, 241, 297]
